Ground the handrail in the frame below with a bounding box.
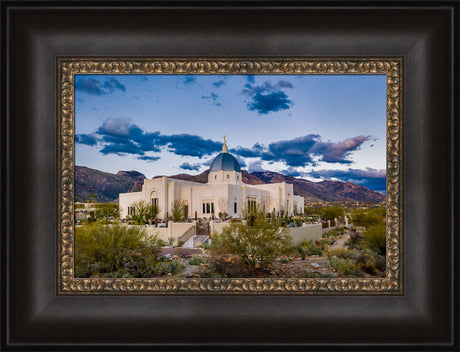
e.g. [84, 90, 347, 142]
[178, 225, 196, 243]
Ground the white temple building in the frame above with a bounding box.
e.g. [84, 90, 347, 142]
[119, 138, 304, 220]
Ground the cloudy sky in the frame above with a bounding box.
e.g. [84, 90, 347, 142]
[75, 74, 387, 192]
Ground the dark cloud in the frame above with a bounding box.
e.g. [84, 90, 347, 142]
[84, 117, 223, 159]
[280, 167, 305, 178]
[248, 91, 292, 114]
[76, 77, 126, 96]
[75, 134, 98, 146]
[78, 118, 370, 170]
[96, 117, 162, 152]
[246, 75, 255, 84]
[311, 135, 370, 163]
[234, 155, 247, 168]
[260, 135, 319, 167]
[212, 79, 226, 88]
[232, 134, 370, 167]
[201, 158, 214, 167]
[308, 168, 386, 191]
[230, 143, 264, 158]
[183, 76, 197, 85]
[103, 78, 126, 93]
[277, 80, 294, 88]
[100, 141, 145, 156]
[248, 161, 265, 173]
[201, 92, 221, 106]
[242, 80, 294, 115]
[137, 156, 160, 162]
[180, 162, 201, 171]
[165, 134, 222, 158]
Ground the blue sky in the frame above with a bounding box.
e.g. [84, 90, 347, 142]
[75, 74, 387, 192]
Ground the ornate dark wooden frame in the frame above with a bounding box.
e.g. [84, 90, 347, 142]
[58, 57, 402, 295]
[2, 1, 457, 349]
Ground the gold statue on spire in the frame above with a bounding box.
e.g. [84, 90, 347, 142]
[222, 135, 228, 153]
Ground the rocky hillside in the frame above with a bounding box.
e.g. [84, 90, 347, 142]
[170, 170, 384, 203]
[251, 171, 385, 203]
[75, 166, 145, 203]
[75, 166, 385, 203]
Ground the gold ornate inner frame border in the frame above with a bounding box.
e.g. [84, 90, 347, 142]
[58, 57, 403, 295]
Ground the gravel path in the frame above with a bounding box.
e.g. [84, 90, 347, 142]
[328, 233, 351, 251]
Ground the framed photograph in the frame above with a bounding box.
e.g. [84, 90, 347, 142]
[62, 58, 400, 294]
[2, 1, 458, 350]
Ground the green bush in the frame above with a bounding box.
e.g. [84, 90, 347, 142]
[327, 247, 385, 277]
[94, 203, 119, 221]
[329, 257, 363, 277]
[171, 200, 188, 222]
[350, 207, 385, 229]
[211, 206, 292, 270]
[151, 259, 184, 276]
[280, 258, 289, 264]
[321, 206, 345, 221]
[363, 223, 386, 255]
[298, 240, 323, 259]
[75, 222, 162, 277]
[188, 256, 204, 266]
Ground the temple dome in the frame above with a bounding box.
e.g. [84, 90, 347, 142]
[209, 152, 241, 172]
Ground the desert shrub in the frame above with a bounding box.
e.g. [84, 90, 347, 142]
[327, 247, 386, 277]
[346, 230, 364, 249]
[211, 206, 292, 270]
[363, 223, 386, 255]
[171, 200, 188, 222]
[200, 242, 210, 250]
[293, 217, 303, 227]
[297, 240, 323, 259]
[188, 256, 204, 266]
[207, 254, 249, 278]
[94, 203, 119, 221]
[350, 207, 385, 229]
[321, 206, 345, 221]
[354, 248, 386, 274]
[151, 259, 184, 276]
[374, 253, 386, 271]
[329, 257, 363, 277]
[75, 222, 162, 277]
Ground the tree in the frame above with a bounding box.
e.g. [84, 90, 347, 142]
[211, 206, 292, 270]
[363, 223, 386, 255]
[74, 222, 162, 277]
[145, 202, 160, 223]
[217, 197, 229, 220]
[171, 200, 187, 222]
[130, 200, 161, 224]
[351, 208, 385, 229]
[95, 203, 119, 221]
[320, 206, 344, 221]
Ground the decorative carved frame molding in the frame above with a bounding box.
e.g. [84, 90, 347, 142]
[58, 58, 402, 295]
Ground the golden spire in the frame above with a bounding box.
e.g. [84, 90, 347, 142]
[222, 135, 228, 153]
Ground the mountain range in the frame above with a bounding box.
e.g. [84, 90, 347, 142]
[75, 166, 385, 203]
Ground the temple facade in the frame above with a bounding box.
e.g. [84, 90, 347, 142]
[119, 139, 304, 220]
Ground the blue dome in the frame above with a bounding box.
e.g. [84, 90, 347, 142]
[209, 153, 241, 172]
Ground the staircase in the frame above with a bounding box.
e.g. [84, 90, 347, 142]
[193, 235, 209, 247]
[178, 225, 196, 247]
